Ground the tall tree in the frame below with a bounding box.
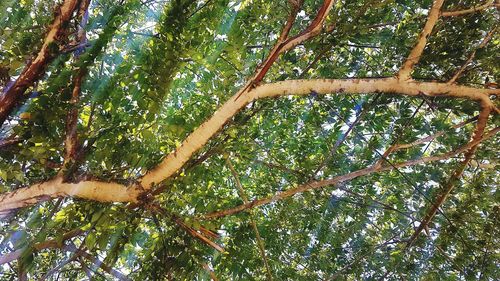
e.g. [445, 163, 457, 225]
[0, 0, 498, 279]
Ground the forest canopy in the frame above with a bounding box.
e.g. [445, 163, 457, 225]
[0, 0, 499, 279]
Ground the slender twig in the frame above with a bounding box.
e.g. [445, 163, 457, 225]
[148, 204, 225, 253]
[448, 27, 497, 84]
[405, 106, 491, 248]
[225, 157, 273, 280]
[202, 126, 498, 219]
[63, 243, 131, 281]
[40, 255, 77, 281]
[442, 0, 498, 17]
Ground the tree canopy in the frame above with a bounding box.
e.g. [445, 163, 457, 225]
[0, 0, 499, 279]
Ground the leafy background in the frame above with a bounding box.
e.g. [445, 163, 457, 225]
[0, 0, 499, 279]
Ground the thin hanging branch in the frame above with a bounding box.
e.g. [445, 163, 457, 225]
[225, 157, 273, 280]
[40, 256, 78, 281]
[63, 243, 131, 281]
[78, 258, 95, 279]
[202, 263, 219, 281]
[147, 203, 225, 253]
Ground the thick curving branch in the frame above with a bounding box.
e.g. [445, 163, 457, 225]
[140, 77, 498, 188]
[441, 0, 499, 17]
[0, 0, 83, 127]
[1, 78, 498, 217]
[398, 0, 445, 80]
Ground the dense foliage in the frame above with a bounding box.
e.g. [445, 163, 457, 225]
[0, 0, 498, 280]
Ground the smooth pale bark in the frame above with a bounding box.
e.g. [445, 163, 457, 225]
[398, 0, 445, 80]
[1, 78, 498, 216]
[0, 177, 138, 217]
[140, 77, 498, 187]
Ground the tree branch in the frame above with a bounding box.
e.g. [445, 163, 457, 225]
[0, 78, 497, 217]
[441, 0, 499, 17]
[0, 177, 139, 217]
[63, 243, 131, 281]
[225, 157, 273, 280]
[202, 263, 219, 281]
[405, 106, 491, 247]
[375, 115, 479, 168]
[40, 255, 77, 281]
[448, 27, 496, 84]
[201, 126, 498, 220]
[147, 204, 225, 253]
[0, 229, 83, 265]
[234, 0, 335, 99]
[61, 0, 91, 172]
[140, 77, 497, 189]
[0, 0, 83, 127]
[398, 0, 445, 80]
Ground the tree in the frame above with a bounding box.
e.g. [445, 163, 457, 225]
[0, 0, 498, 279]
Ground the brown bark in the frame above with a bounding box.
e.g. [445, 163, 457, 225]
[148, 204, 225, 253]
[441, 0, 498, 17]
[235, 0, 335, 99]
[0, 229, 83, 265]
[0, 0, 498, 220]
[405, 106, 491, 247]
[201, 126, 498, 220]
[0, 0, 82, 127]
[63, 243, 131, 281]
[62, 0, 91, 171]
